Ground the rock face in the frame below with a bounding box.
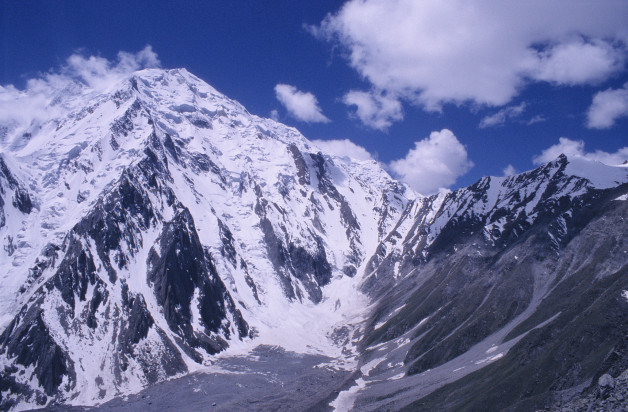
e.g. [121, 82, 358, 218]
[0, 67, 627, 411]
[561, 370, 628, 411]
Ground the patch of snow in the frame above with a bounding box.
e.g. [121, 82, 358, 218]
[565, 157, 628, 189]
[329, 378, 367, 411]
[374, 303, 407, 330]
[475, 352, 504, 365]
[360, 357, 385, 377]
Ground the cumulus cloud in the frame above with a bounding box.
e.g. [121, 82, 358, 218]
[274, 84, 330, 123]
[389, 129, 473, 194]
[342, 90, 403, 131]
[0, 85, 48, 128]
[313, 0, 628, 122]
[527, 39, 623, 86]
[312, 138, 374, 161]
[533, 137, 628, 166]
[479, 103, 527, 128]
[502, 164, 517, 176]
[0, 46, 160, 144]
[587, 83, 628, 129]
[26, 45, 159, 95]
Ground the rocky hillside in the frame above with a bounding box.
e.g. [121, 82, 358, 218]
[351, 155, 628, 411]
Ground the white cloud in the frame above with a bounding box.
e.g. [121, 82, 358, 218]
[0, 46, 160, 145]
[61, 45, 160, 90]
[527, 115, 547, 125]
[270, 109, 280, 121]
[502, 164, 517, 176]
[0, 84, 48, 128]
[342, 90, 403, 130]
[312, 138, 374, 161]
[389, 129, 473, 194]
[314, 0, 628, 120]
[479, 103, 526, 128]
[587, 83, 628, 129]
[116, 46, 161, 74]
[533, 137, 628, 166]
[274, 84, 330, 123]
[527, 39, 623, 86]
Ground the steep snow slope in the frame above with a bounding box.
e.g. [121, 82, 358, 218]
[0, 68, 412, 410]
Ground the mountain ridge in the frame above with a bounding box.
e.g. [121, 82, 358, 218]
[0, 67, 626, 411]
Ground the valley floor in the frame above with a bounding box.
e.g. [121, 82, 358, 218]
[40, 346, 352, 412]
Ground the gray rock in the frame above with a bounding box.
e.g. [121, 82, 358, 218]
[599, 374, 615, 389]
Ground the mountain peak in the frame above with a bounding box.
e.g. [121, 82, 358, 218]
[0, 65, 412, 409]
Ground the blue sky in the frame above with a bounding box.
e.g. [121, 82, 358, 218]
[1, 1, 627, 194]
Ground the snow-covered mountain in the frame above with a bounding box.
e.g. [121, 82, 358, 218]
[0, 68, 411, 410]
[0, 68, 626, 411]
